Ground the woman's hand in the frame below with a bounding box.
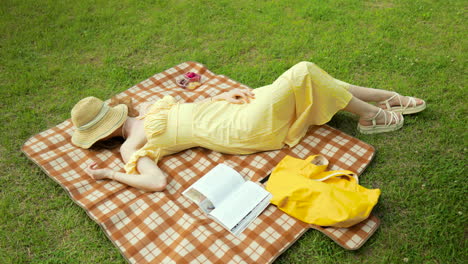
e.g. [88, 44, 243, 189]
[215, 88, 256, 104]
[85, 162, 113, 180]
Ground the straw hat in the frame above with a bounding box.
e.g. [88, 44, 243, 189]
[71, 96, 128, 149]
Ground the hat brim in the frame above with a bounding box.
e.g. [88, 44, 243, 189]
[72, 104, 128, 149]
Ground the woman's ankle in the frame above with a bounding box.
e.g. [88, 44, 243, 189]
[359, 109, 402, 126]
[358, 109, 381, 125]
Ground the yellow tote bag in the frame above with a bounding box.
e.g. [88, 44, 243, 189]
[266, 155, 381, 228]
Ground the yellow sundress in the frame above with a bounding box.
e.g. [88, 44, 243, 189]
[125, 62, 353, 174]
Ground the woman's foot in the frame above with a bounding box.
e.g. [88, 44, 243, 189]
[378, 93, 426, 115]
[358, 108, 404, 134]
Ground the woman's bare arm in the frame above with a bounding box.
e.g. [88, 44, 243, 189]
[84, 157, 167, 192]
[113, 156, 166, 192]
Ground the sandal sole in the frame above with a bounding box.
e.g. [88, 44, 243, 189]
[357, 122, 404, 134]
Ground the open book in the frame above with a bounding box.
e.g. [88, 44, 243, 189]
[183, 164, 272, 236]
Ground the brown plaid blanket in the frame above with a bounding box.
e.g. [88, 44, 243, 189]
[22, 62, 378, 263]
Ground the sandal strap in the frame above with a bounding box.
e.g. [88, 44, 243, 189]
[362, 108, 401, 128]
[387, 111, 400, 127]
[361, 108, 384, 127]
[402, 96, 417, 110]
[379, 93, 399, 110]
[380, 92, 418, 112]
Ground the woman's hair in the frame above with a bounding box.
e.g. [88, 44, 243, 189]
[90, 137, 125, 150]
[109, 96, 139, 117]
[90, 96, 140, 151]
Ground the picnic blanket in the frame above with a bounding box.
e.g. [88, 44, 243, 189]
[22, 62, 379, 263]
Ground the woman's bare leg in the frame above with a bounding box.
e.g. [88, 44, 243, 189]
[347, 85, 424, 109]
[348, 85, 396, 102]
[343, 96, 403, 126]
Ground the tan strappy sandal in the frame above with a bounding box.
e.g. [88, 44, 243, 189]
[378, 93, 426, 115]
[357, 108, 404, 134]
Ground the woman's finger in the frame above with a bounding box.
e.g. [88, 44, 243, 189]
[84, 168, 95, 178]
[241, 89, 255, 100]
[235, 93, 249, 103]
[242, 90, 254, 102]
[228, 97, 243, 104]
[241, 92, 250, 103]
[228, 92, 244, 102]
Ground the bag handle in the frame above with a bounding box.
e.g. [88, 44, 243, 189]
[304, 155, 359, 183]
[311, 170, 359, 184]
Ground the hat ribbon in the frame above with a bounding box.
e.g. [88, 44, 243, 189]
[76, 104, 110, 131]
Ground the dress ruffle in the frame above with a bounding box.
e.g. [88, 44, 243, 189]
[124, 146, 162, 174]
[137, 95, 177, 139]
[125, 95, 176, 174]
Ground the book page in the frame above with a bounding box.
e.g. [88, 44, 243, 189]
[183, 164, 245, 207]
[209, 181, 270, 231]
[230, 194, 271, 236]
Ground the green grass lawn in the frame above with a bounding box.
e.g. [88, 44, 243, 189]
[1, 0, 466, 263]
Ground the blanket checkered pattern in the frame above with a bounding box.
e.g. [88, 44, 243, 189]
[22, 62, 379, 263]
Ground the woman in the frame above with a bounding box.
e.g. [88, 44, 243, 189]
[72, 62, 425, 191]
